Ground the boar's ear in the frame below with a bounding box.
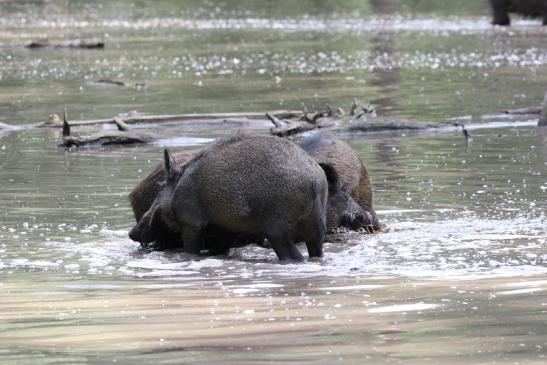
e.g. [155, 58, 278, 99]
[318, 163, 340, 193]
[164, 149, 178, 180]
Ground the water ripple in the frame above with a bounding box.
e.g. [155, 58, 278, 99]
[1, 16, 545, 33]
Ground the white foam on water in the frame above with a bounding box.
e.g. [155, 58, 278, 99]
[186, 258, 226, 270]
[9, 259, 59, 269]
[244, 283, 284, 289]
[319, 285, 385, 291]
[3, 210, 546, 283]
[232, 288, 260, 294]
[496, 287, 546, 295]
[505, 280, 547, 288]
[138, 283, 195, 289]
[31, 291, 70, 296]
[61, 284, 122, 290]
[368, 303, 440, 313]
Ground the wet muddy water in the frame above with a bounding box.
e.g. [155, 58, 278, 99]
[1, 1, 546, 364]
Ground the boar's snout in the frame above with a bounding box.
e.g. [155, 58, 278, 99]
[128, 224, 141, 242]
[348, 209, 373, 230]
[128, 198, 163, 245]
[128, 220, 156, 244]
[340, 205, 372, 230]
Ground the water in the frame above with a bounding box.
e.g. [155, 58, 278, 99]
[1, 1, 546, 364]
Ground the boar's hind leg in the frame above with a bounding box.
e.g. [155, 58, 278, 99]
[266, 232, 304, 262]
[297, 216, 325, 258]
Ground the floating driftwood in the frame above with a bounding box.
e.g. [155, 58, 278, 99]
[87, 80, 149, 91]
[114, 117, 130, 131]
[344, 119, 439, 133]
[504, 89, 547, 126]
[6, 97, 543, 149]
[42, 110, 301, 128]
[267, 113, 335, 137]
[268, 101, 438, 136]
[59, 111, 156, 148]
[26, 40, 104, 49]
[60, 130, 157, 148]
[90, 79, 126, 87]
[504, 106, 542, 115]
[267, 104, 352, 137]
[504, 91, 547, 126]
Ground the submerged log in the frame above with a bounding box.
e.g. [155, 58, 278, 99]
[90, 79, 126, 87]
[60, 130, 157, 148]
[345, 119, 440, 133]
[59, 111, 156, 148]
[504, 106, 542, 115]
[26, 40, 105, 49]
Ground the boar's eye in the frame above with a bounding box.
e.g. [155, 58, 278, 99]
[341, 184, 348, 193]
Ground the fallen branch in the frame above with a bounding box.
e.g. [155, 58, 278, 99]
[59, 112, 156, 148]
[113, 117, 130, 131]
[265, 113, 283, 128]
[503, 106, 541, 115]
[91, 79, 126, 87]
[269, 115, 335, 137]
[26, 40, 105, 49]
[41, 110, 302, 128]
[345, 119, 439, 133]
[60, 131, 157, 148]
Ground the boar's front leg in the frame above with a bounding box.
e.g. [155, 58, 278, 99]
[182, 225, 202, 255]
[266, 232, 304, 262]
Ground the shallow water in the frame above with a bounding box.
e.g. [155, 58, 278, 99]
[1, 1, 547, 364]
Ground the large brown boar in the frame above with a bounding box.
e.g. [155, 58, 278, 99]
[129, 134, 328, 262]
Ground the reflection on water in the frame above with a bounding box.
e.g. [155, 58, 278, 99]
[1, 275, 546, 364]
[1, 0, 547, 364]
[1, 125, 546, 363]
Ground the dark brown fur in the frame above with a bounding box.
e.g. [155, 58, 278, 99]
[299, 133, 381, 231]
[130, 149, 199, 222]
[129, 134, 382, 252]
[129, 134, 328, 261]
